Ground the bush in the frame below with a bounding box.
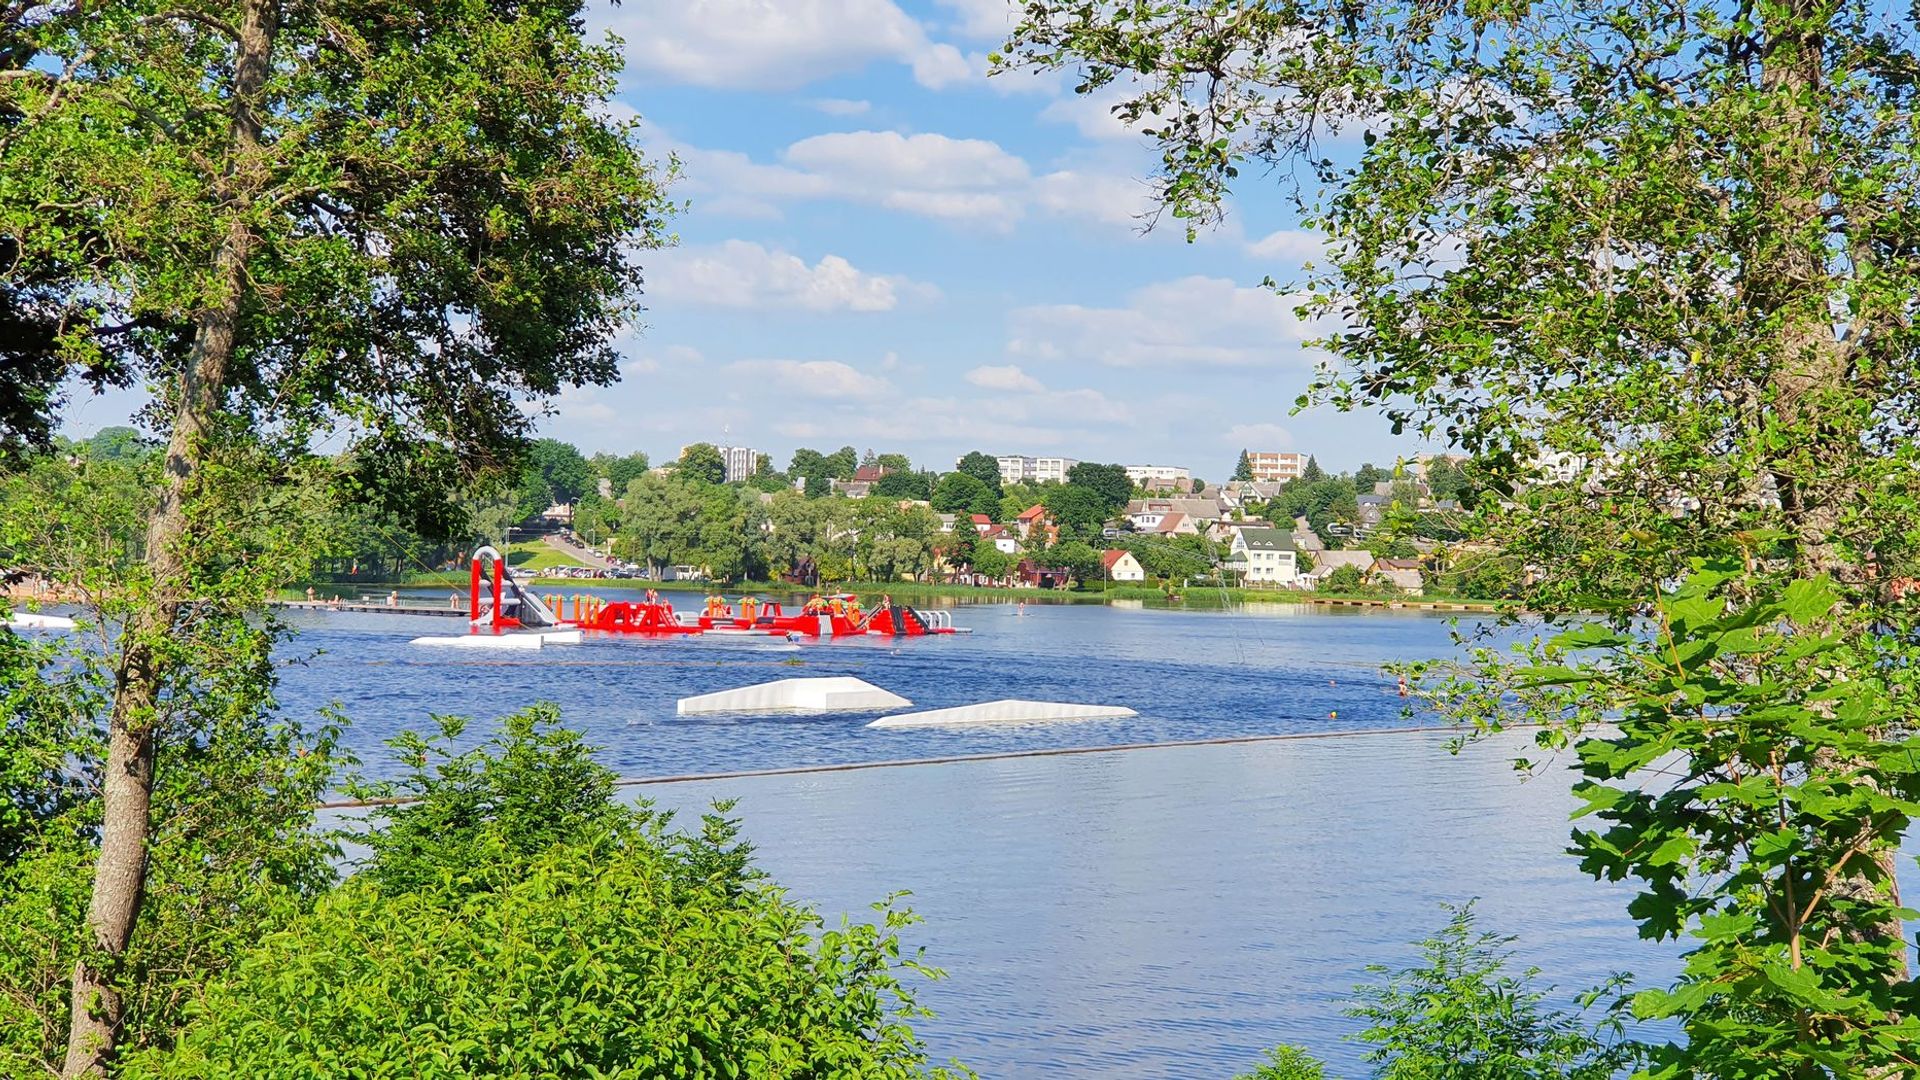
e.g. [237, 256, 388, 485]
[1235, 906, 1637, 1080]
[119, 706, 960, 1079]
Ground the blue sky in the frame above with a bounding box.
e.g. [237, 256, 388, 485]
[61, 0, 1431, 479]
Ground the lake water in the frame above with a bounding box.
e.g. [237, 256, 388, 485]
[280, 599, 1710, 1076]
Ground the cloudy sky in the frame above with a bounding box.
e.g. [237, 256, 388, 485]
[60, 0, 1433, 478]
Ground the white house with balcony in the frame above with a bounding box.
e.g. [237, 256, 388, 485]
[1229, 527, 1300, 586]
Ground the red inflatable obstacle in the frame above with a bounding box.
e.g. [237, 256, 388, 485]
[555, 587, 963, 639]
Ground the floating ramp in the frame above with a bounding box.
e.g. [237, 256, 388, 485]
[5, 612, 75, 630]
[867, 699, 1138, 729]
[677, 677, 911, 716]
[408, 630, 580, 649]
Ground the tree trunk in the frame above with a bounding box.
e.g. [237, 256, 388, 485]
[1752, 0, 1909, 985]
[61, 3, 277, 1074]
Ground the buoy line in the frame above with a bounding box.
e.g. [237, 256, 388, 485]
[316, 723, 1530, 810]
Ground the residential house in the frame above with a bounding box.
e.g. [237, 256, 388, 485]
[1015, 559, 1072, 589]
[1372, 557, 1426, 595]
[1153, 512, 1198, 536]
[1222, 480, 1287, 509]
[1229, 527, 1300, 586]
[936, 513, 957, 533]
[981, 525, 1019, 555]
[829, 478, 874, 498]
[1305, 550, 1375, 587]
[1126, 497, 1228, 532]
[1016, 504, 1051, 541]
[1211, 518, 1274, 545]
[969, 513, 993, 534]
[1354, 494, 1391, 531]
[1100, 549, 1146, 583]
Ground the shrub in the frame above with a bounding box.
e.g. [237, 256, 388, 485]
[1235, 906, 1637, 1080]
[118, 706, 960, 1079]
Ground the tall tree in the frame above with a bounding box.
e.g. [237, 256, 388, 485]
[1232, 449, 1253, 482]
[1300, 456, 1324, 483]
[930, 471, 992, 515]
[1007, 0, 1920, 1069]
[1, 1, 672, 1072]
[823, 445, 859, 480]
[528, 439, 592, 508]
[591, 450, 651, 492]
[676, 442, 726, 487]
[1065, 461, 1132, 511]
[954, 450, 1004, 494]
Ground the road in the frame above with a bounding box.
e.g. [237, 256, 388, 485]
[544, 533, 612, 569]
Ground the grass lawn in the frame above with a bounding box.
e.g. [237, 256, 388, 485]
[505, 539, 589, 572]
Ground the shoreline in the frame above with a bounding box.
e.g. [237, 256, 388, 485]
[283, 575, 1504, 614]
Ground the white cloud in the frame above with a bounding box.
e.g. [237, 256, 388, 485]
[809, 97, 872, 116]
[1222, 422, 1296, 448]
[601, 0, 981, 92]
[621, 345, 705, 377]
[784, 130, 1029, 223]
[647, 241, 935, 312]
[964, 364, 1045, 392]
[725, 360, 893, 400]
[1039, 85, 1169, 141]
[667, 128, 1154, 230]
[1030, 169, 1154, 227]
[934, 0, 1021, 39]
[1246, 229, 1330, 263]
[1008, 276, 1328, 368]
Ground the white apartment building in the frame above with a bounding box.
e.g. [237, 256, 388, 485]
[717, 445, 758, 484]
[994, 454, 1079, 485]
[1244, 451, 1308, 483]
[1125, 464, 1191, 491]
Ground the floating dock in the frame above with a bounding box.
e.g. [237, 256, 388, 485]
[678, 677, 912, 715]
[867, 700, 1138, 728]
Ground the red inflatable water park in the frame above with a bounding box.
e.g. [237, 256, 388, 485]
[467, 546, 964, 639]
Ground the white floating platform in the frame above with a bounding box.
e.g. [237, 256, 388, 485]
[867, 699, 1138, 729]
[677, 677, 911, 716]
[409, 629, 581, 649]
[5, 612, 75, 630]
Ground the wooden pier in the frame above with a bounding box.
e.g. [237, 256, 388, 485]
[274, 600, 468, 618]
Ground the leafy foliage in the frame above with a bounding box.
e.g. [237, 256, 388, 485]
[1235, 908, 1635, 1080]
[1424, 565, 1920, 1075]
[1004, 0, 1920, 1072]
[117, 706, 961, 1080]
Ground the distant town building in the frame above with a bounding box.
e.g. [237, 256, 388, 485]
[1125, 464, 1191, 491]
[716, 445, 758, 484]
[994, 454, 1079, 485]
[1244, 451, 1308, 483]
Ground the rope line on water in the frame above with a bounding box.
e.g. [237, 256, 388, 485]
[316, 722, 1515, 810]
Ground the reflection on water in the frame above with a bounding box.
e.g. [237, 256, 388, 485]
[638, 732, 1679, 1079]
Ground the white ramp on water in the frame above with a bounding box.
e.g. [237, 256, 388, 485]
[677, 677, 911, 716]
[5, 612, 75, 630]
[409, 633, 545, 649]
[867, 699, 1137, 729]
[409, 629, 580, 649]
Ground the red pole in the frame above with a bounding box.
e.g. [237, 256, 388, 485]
[469, 555, 482, 622]
[491, 557, 504, 628]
